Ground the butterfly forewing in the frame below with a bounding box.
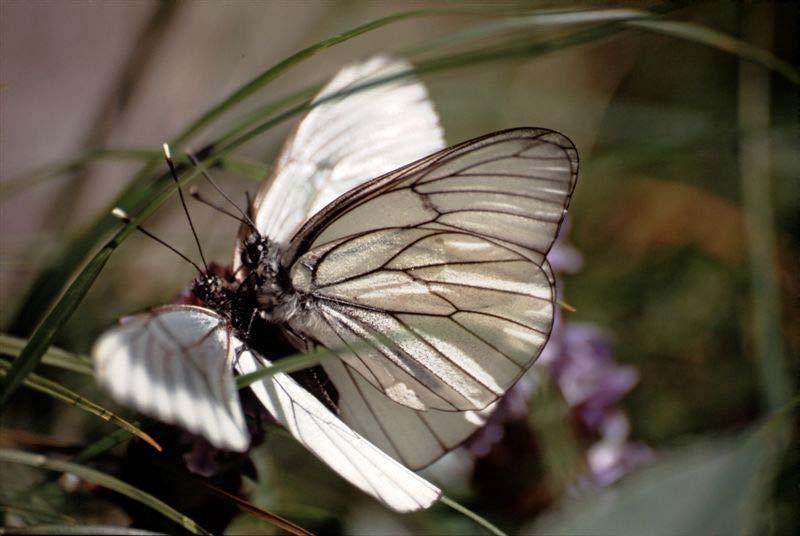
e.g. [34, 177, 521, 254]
[247, 55, 445, 249]
[92, 306, 249, 452]
[284, 128, 578, 413]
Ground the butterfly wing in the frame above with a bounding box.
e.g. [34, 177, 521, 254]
[284, 128, 578, 413]
[249, 54, 445, 247]
[92, 305, 249, 452]
[324, 358, 496, 470]
[235, 348, 441, 512]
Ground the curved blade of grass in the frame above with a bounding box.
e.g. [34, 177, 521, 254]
[212, 22, 638, 155]
[0, 448, 210, 535]
[0, 334, 93, 376]
[6, 6, 489, 336]
[404, 7, 652, 56]
[203, 481, 313, 536]
[737, 7, 794, 414]
[0, 151, 268, 202]
[1, 502, 76, 526]
[0, 526, 164, 535]
[1, 245, 115, 407]
[165, 7, 495, 147]
[0, 149, 158, 201]
[440, 495, 507, 536]
[14, 9, 748, 203]
[403, 8, 799, 86]
[0, 9, 664, 204]
[71, 419, 153, 465]
[235, 332, 417, 388]
[235, 350, 329, 388]
[628, 19, 799, 86]
[0, 359, 160, 452]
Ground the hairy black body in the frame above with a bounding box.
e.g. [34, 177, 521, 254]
[190, 233, 338, 411]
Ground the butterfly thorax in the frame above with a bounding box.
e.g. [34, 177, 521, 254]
[238, 231, 300, 325]
[254, 257, 299, 324]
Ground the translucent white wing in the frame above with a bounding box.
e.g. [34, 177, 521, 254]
[325, 358, 495, 470]
[252, 54, 445, 246]
[285, 128, 578, 412]
[92, 305, 249, 452]
[234, 348, 441, 512]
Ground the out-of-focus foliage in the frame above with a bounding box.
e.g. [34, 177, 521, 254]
[529, 420, 790, 535]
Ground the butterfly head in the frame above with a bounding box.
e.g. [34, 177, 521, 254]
[240, 232, 272, 271]
[192, 273, 230, 312]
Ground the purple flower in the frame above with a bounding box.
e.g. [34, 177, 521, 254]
[547, 322, 639, 432]
[575, 410, 653, 490]
[465, 373, 539, 457]
[469, 422, 506, 458]
[182, 433, 221, 477]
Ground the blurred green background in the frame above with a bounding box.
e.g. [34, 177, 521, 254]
[0, 1, 797, 534]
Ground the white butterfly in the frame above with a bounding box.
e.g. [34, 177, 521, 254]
[92, 55, 578, 512]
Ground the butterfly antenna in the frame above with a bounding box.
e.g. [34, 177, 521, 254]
[111, 207, 204, 273]
[244, 190, 254, 218]
[163, 143, 208, 271]
[188, 186, 252, 228]
[185, 150, 257, 231]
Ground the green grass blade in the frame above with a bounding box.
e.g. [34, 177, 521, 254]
[204, 481, 313, 536]
[71, 420, 152, 465]
[737, 9, 794, 412]
[0, 149, 159, 201]
[1, 525, 163, 535]
[0, 334, 93, 376]
[440, 495, 507, 536]
[235, 334, 416, 388]
[0, 246, 115, 407]
[404, 7, 651, 56]
[235, 350, 328, 388]
[218, 155, 270, 181]
[5, 7, 481, 336]
[627, 19, 800, 86]
[1, 151, 267, 202]
[0, 448, 210, 535]
[0, 359, 160, 452]
[171, 9, 460, 146]
[1, 502, 76, 526]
